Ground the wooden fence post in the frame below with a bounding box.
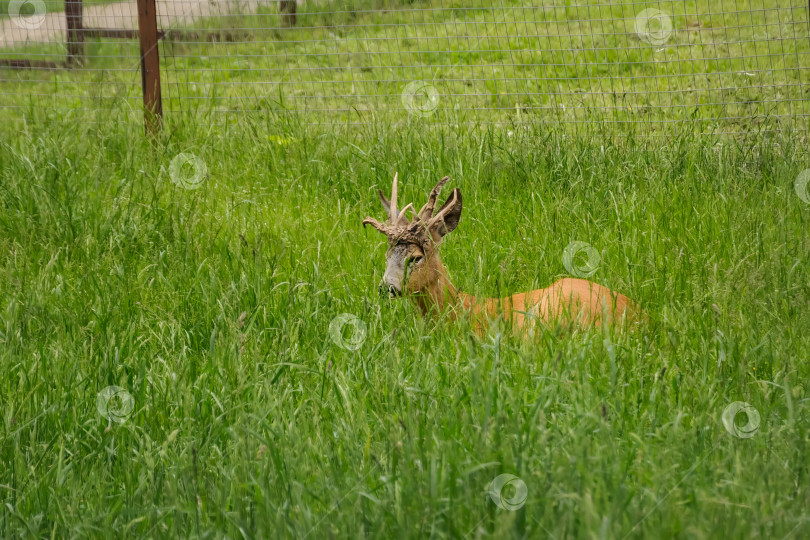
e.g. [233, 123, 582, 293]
[65, 0, 84, 65]
[280, 0, 297, 27]
[137, 0, 162, 134]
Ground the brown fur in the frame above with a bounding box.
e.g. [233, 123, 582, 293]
[402, 244, 639, 335]
[364, 174, 641, 335]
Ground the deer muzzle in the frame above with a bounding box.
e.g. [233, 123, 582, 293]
[379, 283, 402, 297]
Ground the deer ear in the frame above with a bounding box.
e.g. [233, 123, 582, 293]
[378, 189, 391, 215]
[432, 188, 462, 237]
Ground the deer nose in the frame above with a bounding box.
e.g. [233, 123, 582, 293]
[379, 284, 401, 297]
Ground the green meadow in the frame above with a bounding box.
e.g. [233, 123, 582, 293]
[1, 0, 809, 128]
[1, 0, 809, 538]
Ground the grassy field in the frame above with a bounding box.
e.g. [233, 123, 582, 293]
[1, 1, 809, 538]
[0, 114, 809, 538]
[1, 0, 809, 129]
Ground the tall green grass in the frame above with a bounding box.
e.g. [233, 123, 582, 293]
[0, 111, 808, 537]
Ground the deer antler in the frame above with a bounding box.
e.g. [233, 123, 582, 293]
[362, 217, 396, 236]
[376, 172, 412, 227]
[417, 176, 450, 221]
[428, 187, 459, 228]
[366, 173, 449, 238]
[389, 172, 399, 223]
[396, 203, 415, 225]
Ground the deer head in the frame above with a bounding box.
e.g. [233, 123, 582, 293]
[363, 173, 462, 298]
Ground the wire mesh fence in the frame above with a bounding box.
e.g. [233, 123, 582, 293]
[1, 0, 809, 132]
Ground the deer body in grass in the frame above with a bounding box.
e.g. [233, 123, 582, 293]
[362, 174, 640, 333]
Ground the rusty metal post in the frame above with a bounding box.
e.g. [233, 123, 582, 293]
[65, 0, 84, 65]
[137, 0, 162, 134]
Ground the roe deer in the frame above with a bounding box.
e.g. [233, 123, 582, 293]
[362, 173, 641, 334]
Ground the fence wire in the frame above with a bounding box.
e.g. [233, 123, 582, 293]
[1, 0, 809, 131]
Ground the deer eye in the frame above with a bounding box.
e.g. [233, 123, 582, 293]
[410, 256, 424, 265]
